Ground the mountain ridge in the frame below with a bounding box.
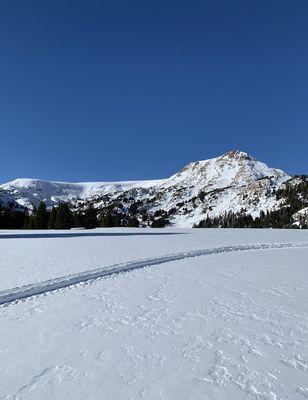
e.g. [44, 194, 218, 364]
[1, 150, 307, 228]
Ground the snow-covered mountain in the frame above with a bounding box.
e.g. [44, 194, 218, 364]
[0, 177, 162, 210]
[1, 150, 307, 227]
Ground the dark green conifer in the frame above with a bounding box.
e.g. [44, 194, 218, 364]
[35, 201, 49, 229]
[48, 207, 58, 229]
[83, 205, 97, 229]
[55, 203, 74, 229]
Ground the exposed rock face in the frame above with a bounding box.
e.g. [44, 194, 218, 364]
[0, 150, 307, 227]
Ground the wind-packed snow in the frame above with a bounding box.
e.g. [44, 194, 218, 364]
[0, 228, 307, 291]
[0, 228, 308, 399]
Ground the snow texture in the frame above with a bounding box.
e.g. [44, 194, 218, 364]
[0, 150, 295, 226]
[0, 228, 308, 399]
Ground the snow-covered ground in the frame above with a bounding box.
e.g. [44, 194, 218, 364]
[0, 228, 308, 399]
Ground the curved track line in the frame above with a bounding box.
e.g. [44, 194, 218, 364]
[1, 242, 308, 307]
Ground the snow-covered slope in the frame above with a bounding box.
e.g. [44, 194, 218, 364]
[164, 150, 288, 190]
[0, 150, 302, 227]
[150, 150, 290, 225]
[293, 207, 308, 227]
[0, 177, 163, 210]
[1, 229, 308, 399]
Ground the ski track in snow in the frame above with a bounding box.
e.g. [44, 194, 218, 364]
[1, 242, 307, 307]
[2, 365, 77, 400]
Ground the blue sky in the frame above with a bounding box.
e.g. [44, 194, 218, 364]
[0, 0, 307, 182]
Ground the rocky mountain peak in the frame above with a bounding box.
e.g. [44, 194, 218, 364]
[220, 149, 256, 161]
[1, 150, 305, 228]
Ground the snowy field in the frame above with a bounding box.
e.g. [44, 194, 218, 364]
[0, 228, 308, 399]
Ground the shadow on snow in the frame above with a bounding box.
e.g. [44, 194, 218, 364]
[0, 231, 184, 240]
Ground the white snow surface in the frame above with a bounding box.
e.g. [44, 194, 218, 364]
[0, 151, 291, 224]
[0, 227, 307, 291]
[0, 177, 163, 209]
[1, 228, 308, 399]
[293, 207, 308, 227]
[165, 150, 288, 190]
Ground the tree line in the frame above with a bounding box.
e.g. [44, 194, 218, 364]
[1, 190, 306, 230]
[0, 202, 98, 230]
[195, 177, 308, 229]
[194, 208, 307, 229]
[0, 201, 170, 229]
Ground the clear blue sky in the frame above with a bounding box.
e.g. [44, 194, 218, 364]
[0, 0, 307, 182]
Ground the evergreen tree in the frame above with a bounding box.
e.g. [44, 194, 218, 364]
[0, 209, 26, 229]
[48, 207, 58, 229]
[101, 213, 113, 227]
[55, 203, 74, 229]
[129, 202, 138, 216]
[127, 217, 139, 227]
[34, 201, 49, 229]
[83, 205, 97, 229]
[23, 214, 35, 229]
[75, 211, 85, 227]
[114, 214, 123, 227]
[151, 216, 169, 228]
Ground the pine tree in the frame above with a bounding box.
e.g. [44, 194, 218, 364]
[127, 217, 139, 227]
[129, 202, 138, 216]
[55, 203, 74, 229]
[83, 205, 97, 229]
[75, 211, 85, 227]
[101, 214, 111, 227]
[35, 201, 49, 229]
[48, 207, 58, 229]
[24, 214, 35, 229]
